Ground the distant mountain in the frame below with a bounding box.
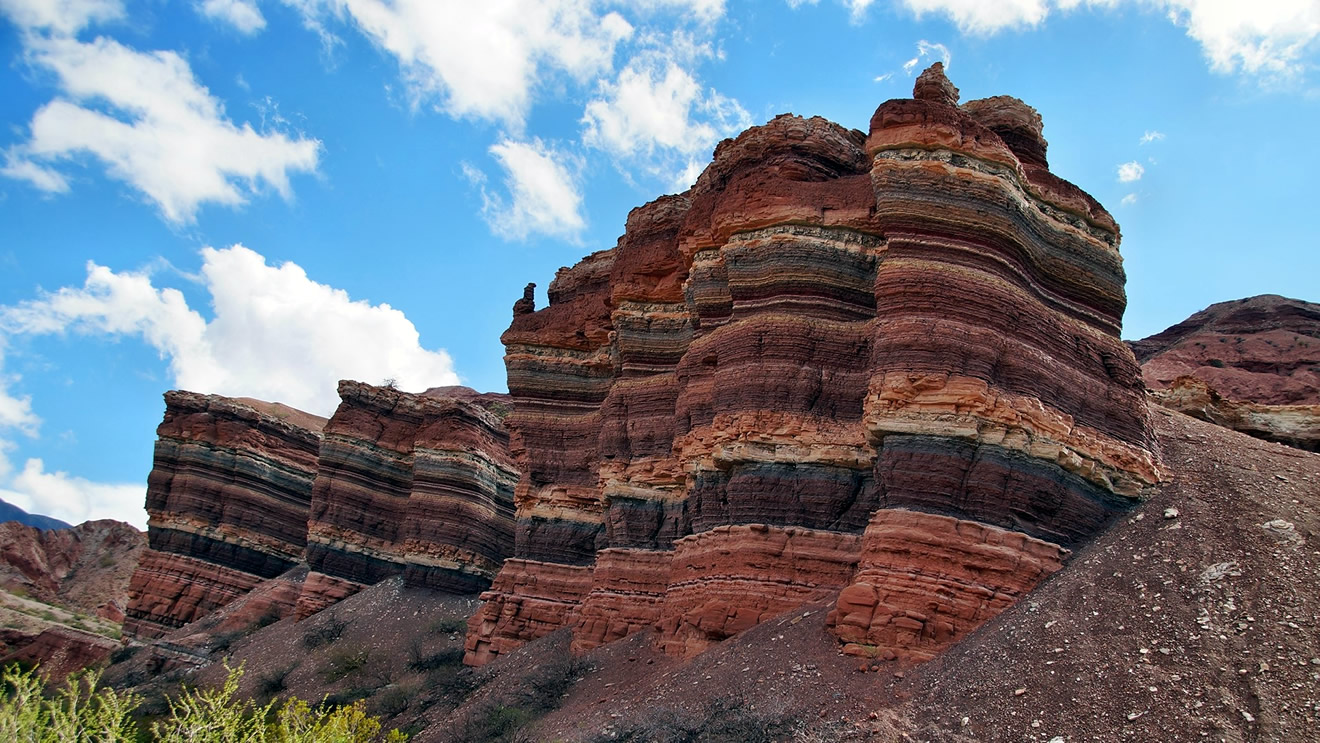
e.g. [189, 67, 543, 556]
[0, 497, 71, 530]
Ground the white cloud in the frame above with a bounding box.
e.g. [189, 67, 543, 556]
[897, 0, 1049, 33]
[0, 0, 123, 34]
[1140, 130, 1165, 144]
[1117, 160, 1145, 182]
[2, 36, 320, 224]
[0, 458, 144, 528]
[1121, 192, 1138, 205]
[198, 0, 267, 34]
[0, 245, 460, 416]
[0, 344, 40, 437]
[886, 1, 1320, 80]
[1161, 0, 1320, 79]
[627, 0, 726, 24]
[472, 138, 587, 241]
[901, 39, 952, 74]
[582, 36, 750, 191]
[288, 0, 633, 128]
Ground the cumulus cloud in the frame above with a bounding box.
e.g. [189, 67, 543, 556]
[1140, 130, 1166, 144]
[0, 458, 144, 528]
[1, 36, 320, 224]
[469, 139, 587, 241]
[0, 245, 459, 416]
[0, 0, 123, 34]
[1117, 160, 1145, 182]
[582, 41, 750, 190]
[883, 1, 1320, 80]
[197, 0, 266, 34]
[287, 0, 632, 128]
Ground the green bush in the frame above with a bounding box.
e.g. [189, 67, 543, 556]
[320, 648, 370, 683]
[0, 666, 139, 740]
[0, 664, 407, 742]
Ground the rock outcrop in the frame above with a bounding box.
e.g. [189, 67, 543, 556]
[296, 382, 517, 617]
[124, 392, 326, 637]
[0, 519, 143, 622]
[465, 64, 1158, 665]
[1132, 295, 1320, 451]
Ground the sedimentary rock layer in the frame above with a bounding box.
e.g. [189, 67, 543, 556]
[827, 508, 1066, 661]
[469, 62, 1157, 664]
[125, 392, 324, 637]
[1133, 295, 1320, 451]
[297, 382, 517, 617]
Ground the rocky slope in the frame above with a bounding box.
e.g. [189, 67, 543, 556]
[1133, 295, 1320, 450]
[124, 391, 327, 638]
[297, 381, 517, 617]
[0, 519, 143, 621]
[465, 63, 1158, 667]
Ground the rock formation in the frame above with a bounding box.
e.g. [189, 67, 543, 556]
[296, 382, 518, 617]
[465, 64, 1158, 666]
[0, 519, 143, 622]
[124, 392, 326, 637]
[1132, 294, 1320, 451]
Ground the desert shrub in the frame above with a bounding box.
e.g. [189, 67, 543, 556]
[408, 642, 464, 673]
[209, 631, 242, 654]
[321, 648, 371, 682]
[0, 666, 140, 740]
[369, 685, 411, 718]
[585, 696, 790, 743]
[1207, 358, 1226, 368]
[445, 656, 587, 743]
[258, 663, 296, 697]
[428, 617, 467, 635]
[153, 665, 407, 742]
[304, 611, 349, 649]
[252, 606, 285, 630]
[318, 686, 375, 711]
[110, 644, 141, 665]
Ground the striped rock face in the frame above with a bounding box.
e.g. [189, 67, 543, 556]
[295, 381, 518, 618]
[466, 63, 1159, 665]
[125, 392, 325, 638]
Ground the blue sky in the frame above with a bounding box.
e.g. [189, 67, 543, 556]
[0, 0, 1317, 527]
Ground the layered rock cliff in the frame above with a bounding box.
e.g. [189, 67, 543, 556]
[465, 64, 1158, 666]
[1132, 295, 1320, 451]
[124, 392, 326, 637]
[296, 382, 518, 617]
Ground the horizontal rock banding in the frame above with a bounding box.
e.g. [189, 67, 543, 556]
[465, 63, 1157, 665]
[827, 508, 1067, 661]
[298, 381, 517, 614]
[125, 392, 324, 637]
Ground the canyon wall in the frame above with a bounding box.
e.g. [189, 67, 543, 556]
[124, 392, 325, 637]
[296, 382, 519, 617]
[466, 63, 1158, 665]
[127, 383, 519, 636]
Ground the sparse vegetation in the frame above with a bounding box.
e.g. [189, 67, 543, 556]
[1207, 358, 1226, 368]
[321, 647, 371, 682]
[586, 696, 792, 743]
[408, 641, 464, 673]
[0, 664, 406, 741]
[304, 611, 349, 649]
[258, 663, 296, 697]
[429, 616, 468, 635]
[446, 656, 587, 743]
